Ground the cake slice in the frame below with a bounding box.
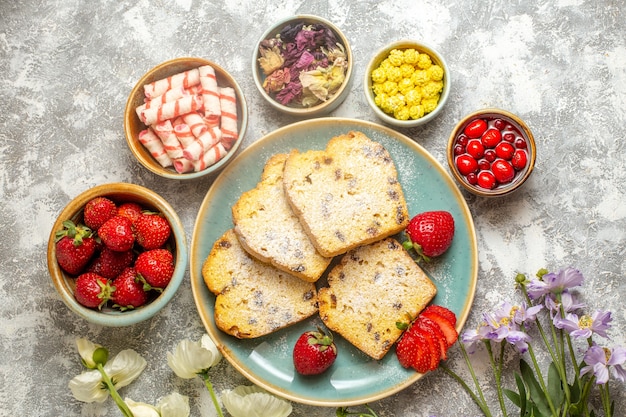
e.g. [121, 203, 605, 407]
[282, 131, 409, 257]
[202, 229, 318, 338]
[232, 153, 332, 282]
[317, 238, 437, 360]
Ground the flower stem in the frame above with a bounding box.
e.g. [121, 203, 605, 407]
[199, 371, 224, 417]
[526, 343, 558, 416]
[440, 363, 492, 417]
[96, 364, 134, 417]
[485, 341, 508, 417]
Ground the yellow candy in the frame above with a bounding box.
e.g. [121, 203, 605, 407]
[398, 77, 414, 94]
[385, 66, 402, 82]
[372, 82, 385, 96]
[382, 80, 398, 95]
[403, 48, 419, 65]
[394, 106, 410, 120]
[371, 67, 387, 84]
[388, 49, 404, 66]
[422, 96, 440, 113]
[399, 63, 415, 78]
[421, 80, 444, 98]
[404, 88, 422, 106]
[427, 64, 444, 81]
[417, 53, 432, 69]
[411, 70, 429, 86]
[409, 104, 425, 120]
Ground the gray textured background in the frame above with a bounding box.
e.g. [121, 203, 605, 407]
[1, 0, 625, 416]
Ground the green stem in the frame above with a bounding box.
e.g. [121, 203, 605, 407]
[199, 371, 224, 417]
[96, 364, 134, 417]
[440, 362, 492, 417]
[601, 381, 612, 417]
[526, 343, 558, 416]
[486, 341, 508, 417]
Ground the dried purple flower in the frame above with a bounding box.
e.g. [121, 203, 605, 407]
[526, 267, 584, 299]
[554, 310, 612, 339]
[580, 344, 626, 384]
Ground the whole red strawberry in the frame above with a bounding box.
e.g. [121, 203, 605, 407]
[404, 211, 455, 260]
[55, 220, 98, 275]
[117, 202, 143, 223]
[135, 249, 175, 289]
[134, 212, 171, 250]
[98, 215, 135, 252]
[293, 327, 338, 375]
[74, 272, 112, 309]
[87, 247, 134, 279]
[112, 267, 148, 310]
[83, 197, 117, 231]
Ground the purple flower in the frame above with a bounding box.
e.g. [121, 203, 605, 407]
[554, 310, 612, 339]
[545, 291, 585, 317]
[461, 324, 495, 353]
[526, 267, 584, 299]
[580, 345, 626, 384]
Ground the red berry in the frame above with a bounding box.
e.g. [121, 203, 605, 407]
[492, 159, 515, 183]
[98, 216, 135, 252]
[453, 144, 465, 156]
[55, 220, 97, 275]
[512, 149, 528, 170]
[416, 316, 449, 361]
[477, 159, 491, 171]
[83, 197, 117, 231]
[495, 142, 515, 160]
[484, 149, 497, 162]
[477, 170, 496, 189]
[117, 202, 143, 223]
[405, 211, 455, 259]
[293, 328, 337, 375]
[87, 247, 134, 279]
[514, 137, 528, 149]
[503, 132, 515, 142]
[134, 212, 171, 250]
[422, 305, 457, 327]
[466, 172, 478, 185]
[420, 308, 459, 346]
[481, 128, 501, 148]
[112, 267, 148, 310]
[74, 272, 113, 309]
[456, 134, 469, 147]
[455, 154, 478, 176]
[464, 118, 487, 138]
[466, 139, 484, 159]
[493, 118, 506, 130]
[135, 249, 175, 288]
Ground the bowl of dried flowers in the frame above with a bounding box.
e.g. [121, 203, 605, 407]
[252, 15, 353, 117]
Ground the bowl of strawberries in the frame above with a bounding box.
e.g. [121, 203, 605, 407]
[47, 183, 188, 327]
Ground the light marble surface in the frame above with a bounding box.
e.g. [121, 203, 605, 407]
[1, 0, 625, 416]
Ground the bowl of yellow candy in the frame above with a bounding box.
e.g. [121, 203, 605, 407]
[364, 40, 450, 128]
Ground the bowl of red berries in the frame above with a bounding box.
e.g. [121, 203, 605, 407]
[447, 108, 536, 197]
[47, 183, 188, 327]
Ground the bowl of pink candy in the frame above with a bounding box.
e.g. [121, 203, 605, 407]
[252, 15, 354, 117]
[447, 108, 537, 197]
[124, 57, 248, 179]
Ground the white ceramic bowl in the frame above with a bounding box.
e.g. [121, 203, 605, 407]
[364, 40, 450, 128]
[252, 15, 353, 117]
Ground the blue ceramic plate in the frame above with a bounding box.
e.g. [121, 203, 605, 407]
[190, 118, 477, 406]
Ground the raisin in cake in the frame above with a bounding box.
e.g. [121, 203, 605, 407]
[202, 229, 318, 338]
[232, 153, 332, 282]
[317, 238, 437, 360]
[282, 131, 409, 257]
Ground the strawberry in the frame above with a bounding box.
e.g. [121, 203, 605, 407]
[416, 316, 449, 361]
[117, 202, 143, 223]
[87, 247, 134, 279]
[408, 331, 433, 373]
[396, 329, 420, 369]
[293, 328, 338, 375]
[423, 304, 457, 327]
[421, 307, 459, 346]
[134, 212, 171, 250]
[74, 272, 113, 309]
[83, 197, 117, 231]
[98, 215, 135, 252]
[404, 211, 455, 261]
[135, 249, 174, 289]
[55, 220, 97, 275]
[112, 267, 148, 310]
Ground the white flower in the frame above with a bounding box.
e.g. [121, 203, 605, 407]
[167, 334, 222, 378]
[157, 392, 191, 417]
[76, 338, 103, 369]
[125, 399, 160, 417]
[221, 385, 292, 417]
[69, 348, 147, 403]
[125, 392, 190, 417]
